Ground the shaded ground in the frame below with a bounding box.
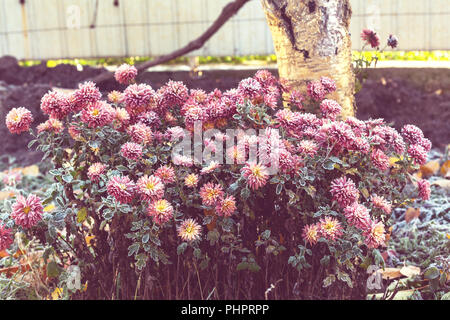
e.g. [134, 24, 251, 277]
[0, 55, 449, 166]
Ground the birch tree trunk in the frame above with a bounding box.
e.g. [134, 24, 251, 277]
[262, 0, 355, 117]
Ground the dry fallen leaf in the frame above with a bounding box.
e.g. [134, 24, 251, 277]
[0, 190, 15, 200]
[21, 165, 39, 177]
[405, 207, 420, 223]
[400, 265, 421, 278]
[420, 161, 440, 178]
[381, 267, 402, 280]
[432, 179, 450, 190]
[440, 160, 450, 178]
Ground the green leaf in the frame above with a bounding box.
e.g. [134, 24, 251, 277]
[276, 183, 283, 195]
[320, 255, 330, 267]
[322, 160, 335, 170]
[372, 249, 385, 267]
[424, 267, 440, 280]
[193, 248, 201, 259]
[323, 274, 336, 288]
[142, 233, 150, 244]
[76, 207, 88, 223]
[236, 262, 249, 271]
[261, 229, 271, 240]
[62, 174, 73, 183]
[240, 187, 250, 200]
[441, 292, 450, 300]
[337, 271, 353, 288]
[127, 243, 140, 257]
[177, 242, 188, 255]
[47, 261, 62, 278]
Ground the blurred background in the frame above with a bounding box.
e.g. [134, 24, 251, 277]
[1, 0, 449, 59]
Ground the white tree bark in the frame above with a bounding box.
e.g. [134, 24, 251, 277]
[262, 0, 355, 116]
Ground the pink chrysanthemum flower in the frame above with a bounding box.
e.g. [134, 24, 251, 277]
[114, 64, 138, 85]
[371, 149, 390, 171]
[80, 101, 114, 128]
[72, 81, 102, 110]
[330, 176, 360, 208]
[120, 142, 143, 161]
[154, 165, 176, 184]
[298, 140, 319, 157]
[127, 123, 153, 145]
[320, 99, 342, 120]
[371, 195, 392, 215]
[302, 223, 320, 246]
[68, 124, 82, 141]
[184, 173, 199, 188]
[215, 194, 237, 217]
[136, 111, 161, 129]
[263, 93, 278, 109]
[401, 124, 424, 145]
[322, 121, 356, 152]
[184, 105, 207, 128]
[107, 176, 136, 204]
[275, 109, 298, 129]
[201, 161, 221, 175]
[320, 76, 337, 93]
[108, 90, 123, 103]
[241, 162, 269, 190]
[40, 90, 71, 119]
[177, 218, 202, 242]
[289, 90, 304, 108]
[157, 80, 189, 108]
[11, 194, 43, 229]
[173, 155, 194, 167]
[87, 162, 106, 183]
[0, 224, 14, 251]
[114, 108, 130, 127]
[318, 216, 343, 241]
[5, 107, 33, 134]
[238, 77, 263, 100]
[254, 69, 277, 88]
[343, 203, 372, 230]
[361, 29, 380, 48]
[419, 138, 432, 153]
[137, 175, 165, 202]
[307, 80, 326, 101]
[147, 199, 174, 225]
[122, 83, 156, 115]
[199, 182, 224, 206]
[417, 179, 431, 201]
[364, 220, 386, 249]
[37, 118, 64, 134]
[352, 137, 370, 154]
[387, 34, 398, 49]
[407, 144, 427, 165]
[166, 126, 186, 142]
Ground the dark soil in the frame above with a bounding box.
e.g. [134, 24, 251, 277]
[0, 55, 449, 166]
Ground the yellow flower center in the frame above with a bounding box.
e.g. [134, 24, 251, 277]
[146, 182, 155, 190]
[251, 166, 263, 178]
[23, 206, 31, 215]
[118, 183, 127, 190]
[324, 222, 334, 230]
[156, 202, 167, 212]
[91, 109, 100, 116]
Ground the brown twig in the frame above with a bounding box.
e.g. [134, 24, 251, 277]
[90, 0, 250, 84]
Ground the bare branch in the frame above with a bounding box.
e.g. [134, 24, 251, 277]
[91, 0, 250, 84]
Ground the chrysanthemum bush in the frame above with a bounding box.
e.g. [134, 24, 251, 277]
[2, 66, 432, 299]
